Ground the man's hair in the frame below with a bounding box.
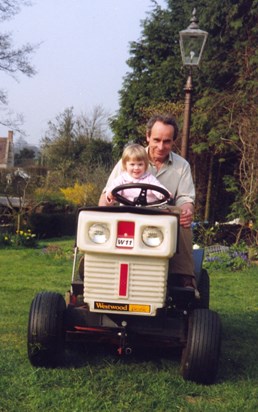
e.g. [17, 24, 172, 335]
[146, 114, 179, 141]
[121, 143, 149, 171]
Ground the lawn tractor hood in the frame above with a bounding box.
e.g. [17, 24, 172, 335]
[77, 209, 178, 258]
[76, 207, 179, 316]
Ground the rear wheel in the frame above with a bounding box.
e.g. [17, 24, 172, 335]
[28, 291, 66, 367]
[181, 308, 221, 384]
[196, 269, 210, 309]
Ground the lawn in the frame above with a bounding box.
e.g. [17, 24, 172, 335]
[0, 238, 257, 412]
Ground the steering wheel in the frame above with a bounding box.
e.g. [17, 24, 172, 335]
[111, 183, 170, 207]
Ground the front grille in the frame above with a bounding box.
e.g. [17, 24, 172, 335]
[83, 253, 168, 304]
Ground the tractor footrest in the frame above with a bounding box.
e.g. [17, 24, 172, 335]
[171, 286, 195, 307]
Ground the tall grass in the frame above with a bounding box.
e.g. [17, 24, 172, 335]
[0, 239, 257, 412]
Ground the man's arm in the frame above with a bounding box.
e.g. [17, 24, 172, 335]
[98, 159, 123, 206]
[98, 192, 109, 206]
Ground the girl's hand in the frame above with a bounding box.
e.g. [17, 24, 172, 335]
[106, 192, 115, 204]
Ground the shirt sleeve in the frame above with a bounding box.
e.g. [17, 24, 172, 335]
[175, 162, 195, 206]
[105, 174, 124, 195]
[102, 160, 123, 193]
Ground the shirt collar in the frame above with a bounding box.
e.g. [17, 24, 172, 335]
[146, 147, 173, 165]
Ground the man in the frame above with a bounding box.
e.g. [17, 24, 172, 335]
[98, 114, 197, 293]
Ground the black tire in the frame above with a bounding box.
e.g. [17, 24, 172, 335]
[181, 309, 221, 384]
[27, 291, 66, 367]
[196, 269, 210, 309]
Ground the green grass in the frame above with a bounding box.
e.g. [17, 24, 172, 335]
[0, 239, 258, 412]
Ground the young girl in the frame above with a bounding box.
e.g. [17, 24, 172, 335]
[106, 143, 170, 204]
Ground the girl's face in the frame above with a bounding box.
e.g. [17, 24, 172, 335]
[125, 159, 146, 179]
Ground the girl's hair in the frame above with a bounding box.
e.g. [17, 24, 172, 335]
[122, 144, 149, 171]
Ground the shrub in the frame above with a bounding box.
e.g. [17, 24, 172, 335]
[0, 232, 12, 247]
[14, 229, 38, 248]
[204, 243, 249, 271]
[0, 229, 38, 248]
[60, 182, 98, 206]
[28, 212, 76, 238]
[34, 187, 67, 205]
[192, 221, 218, 246]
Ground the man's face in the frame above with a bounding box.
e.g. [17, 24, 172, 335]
[146, 121, 175, 162]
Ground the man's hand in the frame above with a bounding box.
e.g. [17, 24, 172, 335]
[179, 203, 194, 228]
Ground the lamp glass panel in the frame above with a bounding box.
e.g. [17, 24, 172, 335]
[180, 29, 208, 66]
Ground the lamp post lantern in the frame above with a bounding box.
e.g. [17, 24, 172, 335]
[179, 9, 208, 159]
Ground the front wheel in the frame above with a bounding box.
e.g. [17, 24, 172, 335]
[27, 291, 66, 367]
[181, 308, 221, 384]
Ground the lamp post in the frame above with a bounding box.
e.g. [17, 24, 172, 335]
[179, 9, 208, 159]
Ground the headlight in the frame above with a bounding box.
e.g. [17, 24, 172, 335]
[142, 226, 163, 247]
[88, 223, 110, 244]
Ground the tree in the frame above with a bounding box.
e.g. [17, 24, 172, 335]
[40, 106, 113, 188]
[41, 107, 76, 180]
[190, 0, 258, 228]
[76, 105, 111, 141]
[14, 147, 35, 166]
[4, 168, 32, 232]
[0, 0, 37, 128]
[110, 0, 258, 230]
[110, 1, 185, 153]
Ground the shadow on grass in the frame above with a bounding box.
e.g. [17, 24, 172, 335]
[61, 341, 182, 370]
[217, 310, 258, 382]
[32, 308, 257, 386]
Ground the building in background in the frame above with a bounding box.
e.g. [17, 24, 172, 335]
[0, 131, 14, 169]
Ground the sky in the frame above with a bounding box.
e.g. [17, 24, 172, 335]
[0, 0, 167, 147]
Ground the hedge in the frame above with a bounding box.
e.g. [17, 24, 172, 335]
[28, 212, 76, 239]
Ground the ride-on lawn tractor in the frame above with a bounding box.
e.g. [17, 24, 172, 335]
[27, 184, 221, 384]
